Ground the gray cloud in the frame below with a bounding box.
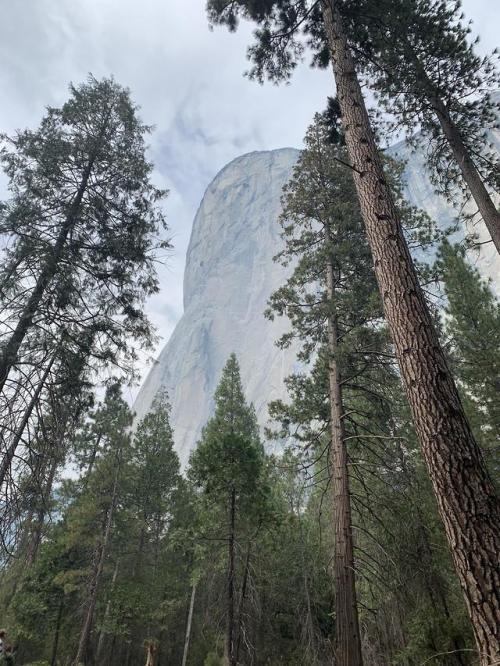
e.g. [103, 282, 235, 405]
[1, 0, 498, 391]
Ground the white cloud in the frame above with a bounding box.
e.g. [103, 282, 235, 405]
[0, 0, 498, 392]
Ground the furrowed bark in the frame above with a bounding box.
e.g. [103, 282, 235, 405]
[321, 1, 500, 662]
[325, 244, 363, 666]
[225, 487, 237, 666]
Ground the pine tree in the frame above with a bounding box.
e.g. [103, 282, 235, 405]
[109, 390, 183, 665]
[267, 111, 387, 665]
[343, 0, 500, 252]
[188, 354, 270, 666]
[71, 383, 133, 666]
[0, 75, 168, 397]
[437, 241, 500, 463]
[0, 76, 168, 556]
[206, 3, 500, 658]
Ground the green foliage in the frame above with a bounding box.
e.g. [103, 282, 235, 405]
[437, 241, 500, 465]
[189, 354, 268, 513]
[204, 651, 223, 666]
[265, 111, 475, 665]
[0, 74, 169, 383]
[0, 75, 170, 558]
[206, 0, 499, 220]
[346, 0, 500, 201]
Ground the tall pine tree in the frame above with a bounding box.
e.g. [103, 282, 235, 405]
[189, 354, 270, 666]
[205, 3, 500, 658]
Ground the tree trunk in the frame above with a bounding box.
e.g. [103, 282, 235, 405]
[0, 158, 96, 397]
[432, 94, 500, 253]
[95, 560, 119, 665]
[403, 43, 500, 255]
[235, 542, 252, 664]
[26, 454, 59, 567]
[225, 487, 236, 666]
[321, 2, 500, 662]
[0, 352, 56, 488]
[73, 471, 119, 665]
[51, 598, 64, 666]
[181, 583, 197, 666]
[325, 246, 363, 666]
[144, 641, 158, 666]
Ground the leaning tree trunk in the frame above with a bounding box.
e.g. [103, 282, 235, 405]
[403, 44, 500, 255]
[0, 352, 56, 489]
[225, 487, 237, 666]
[321, 1, 500, 662]
[73, 470, 119, 665]
[431, 95, 500, 254]
[325, 249, 363, 666]
[181, 583, 197, 666]
[0, 157, 96, 397]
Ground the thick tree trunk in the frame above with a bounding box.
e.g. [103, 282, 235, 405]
[225, 487, 236, 666]
[181, 583, 197, 666]
[325, 249, 363, 666]
[73, 472, 119, 665]
[321, 2, 500, 662]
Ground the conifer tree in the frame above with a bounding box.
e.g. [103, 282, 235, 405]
[111, 390, 183, 665]
[189, 354, 270, 666]
[437, 242, 500, 462]
[71, 383, 133, 666]
[0, 75, 169, 399]
[267, 111, 384, 665]
[206, 3, 500, 658]
[343, 0, 500, 252]
[266, 110, 438, 663]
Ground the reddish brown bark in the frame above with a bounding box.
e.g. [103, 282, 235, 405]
[325, 244, 363, 666]
[321, 1, 500, 662]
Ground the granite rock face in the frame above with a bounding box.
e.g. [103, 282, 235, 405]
[134, 148, 301, 467]
[134, 144, 499, 468]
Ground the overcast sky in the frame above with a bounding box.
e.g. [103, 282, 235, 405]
[1, 0, 498, 394]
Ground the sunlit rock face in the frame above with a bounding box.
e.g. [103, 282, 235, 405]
[134, 143, 499, 468]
